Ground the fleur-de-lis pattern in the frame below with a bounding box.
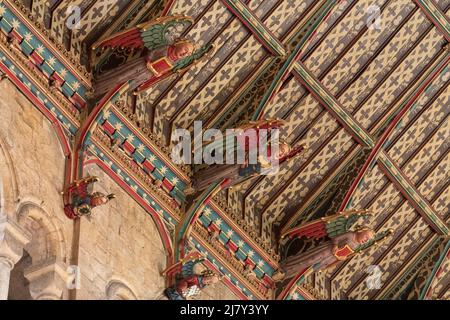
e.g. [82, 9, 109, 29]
[2, 0, 450, 300]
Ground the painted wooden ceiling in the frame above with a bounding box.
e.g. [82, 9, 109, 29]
[13, 0, 450, 299]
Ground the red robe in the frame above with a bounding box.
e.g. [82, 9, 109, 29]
[175, 276, 205, 298]
[93, 46, 178, 98]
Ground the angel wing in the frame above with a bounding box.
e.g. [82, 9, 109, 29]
[181, 257, 206, 278]
[282, 210, 372, 240]
[92, 15, 194, 51]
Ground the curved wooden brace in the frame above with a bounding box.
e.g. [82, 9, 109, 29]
[161, 0, 177, 16]
[64, 81, 132, 207]
[420, 240, 450, 299]
[174, 179, 230, 261]
[61, 81, 132, 227]
[277, 267, 312, 300]
[251, 41, 304, 121]
[76, 81, 132, 161]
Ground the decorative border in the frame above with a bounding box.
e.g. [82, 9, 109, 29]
[2, 0, 92, 86]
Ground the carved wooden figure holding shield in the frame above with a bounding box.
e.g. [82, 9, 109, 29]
[275, 210, 393, 281]
[91, 15, 213, 98]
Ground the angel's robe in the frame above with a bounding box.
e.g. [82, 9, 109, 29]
[192, 129, 286, 191]
[93, 46, 176, 98]
[192, 150, 278, 191]
[282, 231, 360, 278]
[176, 275, 205, 298]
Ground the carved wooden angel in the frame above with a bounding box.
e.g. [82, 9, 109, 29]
[275, 210, 393, 280]
[189, 119, 305, 192]
[162, 253, 221, 300]
[91, 15, 213, 98]
[63, 176, 115, 219]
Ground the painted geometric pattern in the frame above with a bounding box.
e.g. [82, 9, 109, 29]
[388, 78, 449, 167]
[265, 0, 315, 38]
[304, 0, 389, 76]
[423, 152, 450, 209]
[321, 0, 417, 94]
[364, 166, 448, 299]
[348, 165, 392, 211]
[402, 116, 450, 185]
[312, 68, 448, 298]
[198, 205, 276, 278]
[0, 2, 88, 103]
[1, 0, 449, 300]
[433, 182, 450, 220]
[347, 216, 432, 300]
[300, 0, 353, 56]
[69, 0, 131, 56]
[298, 8, 448, 232]
[153, 0, 255, 138]
[344, 11, 441, 122]
[329, 204, 426, 299]
[99, 108, 188, 199]
[356, 33, 446, 132]
[240, 0, 434, 242]
[346, 76, 445, 207]
[50, 0, 88, 45]
[152, 0, 315, 140]
[259, 130, 355, 243]
[154, 0, 275, 135]
[31, 0, 47, 26]
[319, 142, 448, 299]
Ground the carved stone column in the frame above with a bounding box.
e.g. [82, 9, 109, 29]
[24, 258, 69, 300]
[0, 217, 31, 300]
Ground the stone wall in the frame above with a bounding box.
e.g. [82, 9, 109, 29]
[0, 79, 72, 299]
[77, 164, 168, 299]
[0, 79, 237, 300]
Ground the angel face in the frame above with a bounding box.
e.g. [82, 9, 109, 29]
[90, 196, 108, 207]
[268, 142, 291, 160]
[355, 229, 375, 244]
[173, 41, 194, 59]
[277, 142, 291, 159]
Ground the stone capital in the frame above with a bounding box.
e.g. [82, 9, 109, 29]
[0, 217, 31, 268]
[24, 257, 69, 300]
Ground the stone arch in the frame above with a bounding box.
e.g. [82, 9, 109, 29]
[7, 200, 69, 300]
[15, 199, 67, 264]
[105, 279, 138, 300]
[0, 134, 19, 218]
